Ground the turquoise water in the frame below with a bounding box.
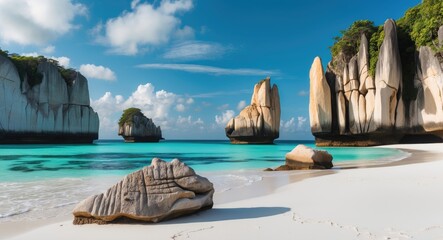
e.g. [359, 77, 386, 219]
[0, 140, 408, 222]
[0, 140, 406, 182]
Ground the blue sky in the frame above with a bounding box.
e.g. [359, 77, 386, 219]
[0, 0, 419, 139]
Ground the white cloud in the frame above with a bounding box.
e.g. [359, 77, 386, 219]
[90, 92, 124, 137]
[186, 98, 194, 104]
[217, 104, 229, 110]
[191, 90, 250, 98]
[280, 116, 308, 133]
[176, 103, 186, 112]
[298, 90, 308, 96]
[42, 45, 55, 54]
[95, 0, 193, 55]
[215, 110, 235, 126]
[0, 0, 87, 45]
[176, 115, 205, 130]
[174, 25, 195, 39]
[163, 41, 227, 60]
[137, 63, 279, 76]
[281, 117, 296, 133]
[79, 64, 116, 81]
[194, 118, 204, 125]
[51, 56, 70, 68]
[124, 83, 176, 120]
[91, 83, 178, 138]
[22, 52, 70, 68]
[297, 116, 307, 129]
[237, 100, 247, 110]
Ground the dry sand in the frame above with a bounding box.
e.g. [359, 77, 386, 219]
[2, 143, 443, 240]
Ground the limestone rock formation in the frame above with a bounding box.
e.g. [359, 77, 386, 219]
[225, 77, 280, 144]
[118, 108, 162, 142]
[279, 144, 333, 170]
[374, 19, 402, 130]
[73, 158, 214, 224]
[309, 57, 332, 134]
[309, 20, 443, 146]
[0, 55, 99, 143]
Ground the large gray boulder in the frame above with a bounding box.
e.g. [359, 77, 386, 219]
[73, 158, 214, 224]
[225, 77, 280, 144]
[118, 109, 163, 142]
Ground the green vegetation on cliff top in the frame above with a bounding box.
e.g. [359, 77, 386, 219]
[0, 49, 78, 88]
[330, 0, 442, 101]
[119, 108, 142, 127]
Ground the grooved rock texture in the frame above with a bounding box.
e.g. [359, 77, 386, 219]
[310, 20, 443, 146]
[0, 55, 99, 143]
[73, 158, 214, 224]
[225, 77, 280, 144]
[118, 112, 162, 142]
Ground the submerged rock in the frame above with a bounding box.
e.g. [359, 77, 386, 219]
[225, 77, 280, 144]
[73, 158, 214, 224]
[118, 108, 163, 142]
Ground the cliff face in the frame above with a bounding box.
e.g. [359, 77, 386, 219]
[225, 77, 280, 144]
[118, 111, 162, 142]
[310, 19, 443, 146]
[0, 55, 99, 143]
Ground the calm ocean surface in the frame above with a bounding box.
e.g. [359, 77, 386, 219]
[0, 140, 408, 222]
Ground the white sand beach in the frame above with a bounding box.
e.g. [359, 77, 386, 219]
[3, 143, 443, 240]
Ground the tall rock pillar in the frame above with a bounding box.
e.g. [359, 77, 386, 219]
[309, 57, 332, 134]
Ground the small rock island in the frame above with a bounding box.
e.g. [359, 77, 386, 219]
[0, 51, 99, 143]
[118, 108, 163, 142]
[225, 77, 281, 144]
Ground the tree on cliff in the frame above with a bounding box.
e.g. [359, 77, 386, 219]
[119, 108, 142, 127]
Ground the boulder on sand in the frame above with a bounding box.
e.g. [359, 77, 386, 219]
[284, 144, 333, 170]
[73, 158, 214, 224]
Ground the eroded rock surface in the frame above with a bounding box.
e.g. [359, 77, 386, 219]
[273, 144, 333, 170]
[118, 110, 162, 142]
[73, 158, 214, 224]
[225, 77, 280, 144]
[0, 55, 99, 143]
[309, 57, 332, 134]
[309, 20, 443, 146]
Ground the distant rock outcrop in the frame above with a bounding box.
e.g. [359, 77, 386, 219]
[0, 55, 99, 143]
[73, 158, 214, 224]
[310, 20, 443, 146]
[225, 77, 280, 144]
[118, 108, 162, 142]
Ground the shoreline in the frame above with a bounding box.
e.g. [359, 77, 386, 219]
[2, 143, 443, 239]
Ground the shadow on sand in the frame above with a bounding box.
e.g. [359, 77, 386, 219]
[163, 207, 291, 224]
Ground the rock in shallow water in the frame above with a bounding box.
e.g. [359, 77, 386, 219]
[225, 77, 281, 144]
[284, 144, 333, 170]
[72, 158, 214, 224]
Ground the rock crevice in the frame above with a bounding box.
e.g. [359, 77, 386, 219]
[310, 20, 443, 146]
